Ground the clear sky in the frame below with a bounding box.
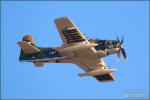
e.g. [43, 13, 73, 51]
[1, 1, 149, 99]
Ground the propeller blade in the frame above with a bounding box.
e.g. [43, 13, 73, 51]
[116, 49, 121, 61]
[120, 37, 124, 45]
[121, 48, 127, 61]
[117, 36, 120, 43]
[116, 53, 120, 61]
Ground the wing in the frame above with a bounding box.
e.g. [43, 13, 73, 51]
[75, 57, 115, 82]
[55, 17, 87, 47]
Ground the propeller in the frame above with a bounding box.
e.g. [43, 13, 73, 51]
[116, 36, 128, 61]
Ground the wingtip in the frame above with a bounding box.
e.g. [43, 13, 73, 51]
[54, 16, 70, 21]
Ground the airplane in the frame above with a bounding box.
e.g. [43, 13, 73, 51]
[17, 17, 127, 82]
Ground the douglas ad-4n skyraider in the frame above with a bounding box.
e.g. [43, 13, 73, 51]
[18, 17, 127, 82]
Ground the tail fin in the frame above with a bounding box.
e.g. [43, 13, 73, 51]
[17, 35, 44, 67]
[18, 35, 40, 54]
[22, 35, 34, 44]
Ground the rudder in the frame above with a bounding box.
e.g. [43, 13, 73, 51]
[17, 35, 44, 67]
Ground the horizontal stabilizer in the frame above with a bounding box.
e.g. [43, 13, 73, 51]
[17, 41, 40, 54]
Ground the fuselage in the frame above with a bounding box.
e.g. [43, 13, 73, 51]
[19, 38, 120, 64]
[50, 39, 120, 63]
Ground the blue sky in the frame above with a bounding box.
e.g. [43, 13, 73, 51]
[1, 1, 149, 99]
